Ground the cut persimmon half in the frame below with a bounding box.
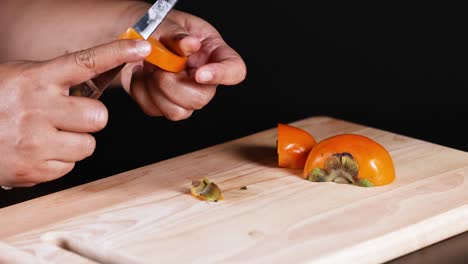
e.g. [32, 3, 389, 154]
[303, 134, 396, 187]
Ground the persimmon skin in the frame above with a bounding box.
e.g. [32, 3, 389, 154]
[118, 28, 187, 73]
[303, 134, 396, 186]
[277, 123, 317, 169]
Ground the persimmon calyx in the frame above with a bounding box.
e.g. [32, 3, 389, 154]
[306, 152, 374, 187]
[191, 177, 224, 202]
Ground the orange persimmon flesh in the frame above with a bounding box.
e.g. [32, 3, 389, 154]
[303, 134, 395, 186]
[277, 123, 317, 169]
[118, 28, 187, 73]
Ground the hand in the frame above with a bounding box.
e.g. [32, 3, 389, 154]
[121, 10, 247, 120]
[0, 39, 152, 187]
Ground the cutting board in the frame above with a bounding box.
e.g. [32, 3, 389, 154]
[1, 116, 467, 264]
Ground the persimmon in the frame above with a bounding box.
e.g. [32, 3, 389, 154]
[303, 134, 395, 187]
[118, 28, 187, 73]
[277, 123, 317, 169]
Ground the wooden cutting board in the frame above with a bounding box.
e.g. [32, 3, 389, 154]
[1, 116, 467, 264]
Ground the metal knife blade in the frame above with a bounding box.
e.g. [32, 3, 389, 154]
[133, 0, 178, 40]
[69, 0, 179, 99]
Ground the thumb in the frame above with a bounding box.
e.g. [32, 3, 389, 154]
[47, 39, 152, 87]
[159, 22, 201, 57]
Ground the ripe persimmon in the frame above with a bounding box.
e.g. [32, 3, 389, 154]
[303, 134, 395, 187]
[277, 123, 317, 169]
[119, 28, 187, 73]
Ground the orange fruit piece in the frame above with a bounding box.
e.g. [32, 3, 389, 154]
[119, 28, 187, 73]
[303, 134, 396, 187]
[277, 123, 317, 169]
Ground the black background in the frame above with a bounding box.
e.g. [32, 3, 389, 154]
[1, 1, 467, 262]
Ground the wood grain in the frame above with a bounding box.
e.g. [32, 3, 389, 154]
[1, 116, 467, 263]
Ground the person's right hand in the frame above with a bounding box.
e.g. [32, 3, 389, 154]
[0, 39, 151, 188]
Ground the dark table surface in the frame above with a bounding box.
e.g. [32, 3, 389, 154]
[1, 1, 467, 262]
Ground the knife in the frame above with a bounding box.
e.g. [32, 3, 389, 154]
[69, 0, 186, 99]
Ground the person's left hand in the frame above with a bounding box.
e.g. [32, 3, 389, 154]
[120, 10, 246, 120]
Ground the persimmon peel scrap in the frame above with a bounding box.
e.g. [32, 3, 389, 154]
[191, 177, 224, 202]
[277, 124, 396, 187]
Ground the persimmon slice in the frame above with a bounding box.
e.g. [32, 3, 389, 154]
[277, 123, 317, 169]
[119, 28, 187, 73]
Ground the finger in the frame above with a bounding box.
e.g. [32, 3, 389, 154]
[15, 183, 37, 188]
[46, 131, 96, 162]
[36, 160, 75, 183]
[50, 95, 108, 133]
[5, 160, 75, 186]
[1, 182, 36, 188]
[46, 39, 152, 86]
[195, 46, 247, 85]
[145, 80, 194, 121]
[158, 21, 201, 56]
[129, 68, 163, 116]
[152, 70, 216, 110]
[120, 62, 144, 92]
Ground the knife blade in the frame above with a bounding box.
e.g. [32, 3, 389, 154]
[134, 0, 178, 40]
[69, 0, 180, 99]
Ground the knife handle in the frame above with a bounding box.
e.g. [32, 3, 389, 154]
[70, 28, 187, 99]
[69, 64, 125, 99]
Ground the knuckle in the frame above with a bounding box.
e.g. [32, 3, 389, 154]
[74, 48, 97, 73]
[16, 110, 35, 127]
[116, 40, 128, 65]
[10, 160, 34, 183]
[190, 93, 207, 110]
[191, 88, 216, 110]
[13, 72, 44, 105]
[15, 96, 44, 123]
[17, 64, 37, 84]
[166, 108, 193, 121]
[15, 131, 42, 154]
[17, 62, 40, 83]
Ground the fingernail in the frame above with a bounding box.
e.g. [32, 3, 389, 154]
[134, 40, 152, 56]
[96, 109, 108, 125]
[198, 71, 213, 83]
